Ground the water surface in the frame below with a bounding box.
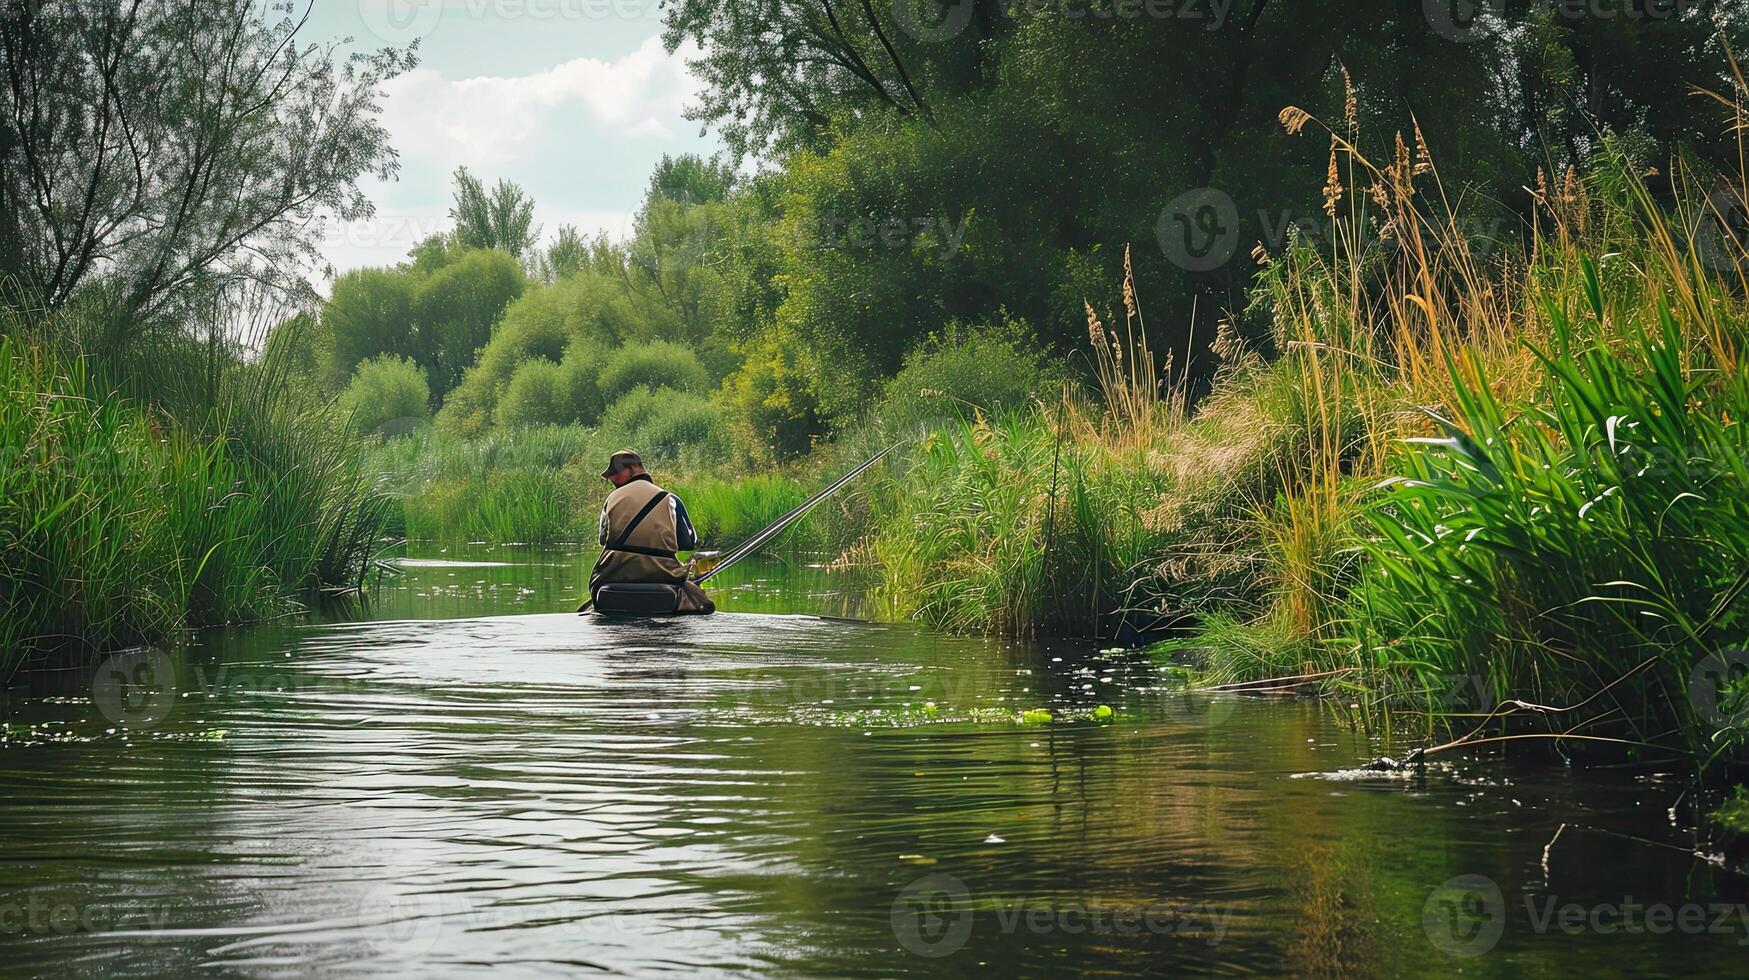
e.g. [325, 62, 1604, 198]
[1, 550, 1742, 976]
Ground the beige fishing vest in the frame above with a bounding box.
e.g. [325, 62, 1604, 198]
[590, 478, 689, 591]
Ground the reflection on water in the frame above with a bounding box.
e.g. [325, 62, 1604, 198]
[0, 552, 1743, 976]
[329, 545, 871, 623]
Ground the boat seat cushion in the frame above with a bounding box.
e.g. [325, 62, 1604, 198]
[593, 583, 683, 615]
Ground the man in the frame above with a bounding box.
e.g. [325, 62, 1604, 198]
[589, 449, 715, 614]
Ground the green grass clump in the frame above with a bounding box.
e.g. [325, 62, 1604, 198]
[0, 336, 391, 668]
[672, 472, 810, 546]
[371, 425, 595, 543]
[864, 410, 1187, 636]
[861, 363, 1321, 638]
[1351, 295, 1749, 763]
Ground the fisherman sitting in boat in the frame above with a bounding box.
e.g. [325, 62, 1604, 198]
[589, 449, 715, 615]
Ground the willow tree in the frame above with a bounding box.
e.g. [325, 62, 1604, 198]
[447, 167, 542, 260]
[0, 0, 409, 332]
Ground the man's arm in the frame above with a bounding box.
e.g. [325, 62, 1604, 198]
[672, 496, 699, 551]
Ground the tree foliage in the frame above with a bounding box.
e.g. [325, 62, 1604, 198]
[448, 167, 541, 259]
[669, 0, 1746, 436]
[342, 354, 430, 438]
[321, 247, 522, 401]
[0, 0, 408, 325]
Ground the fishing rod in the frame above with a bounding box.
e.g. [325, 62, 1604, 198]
[577, 442, 899, 613]
[698, 442, 898, 584]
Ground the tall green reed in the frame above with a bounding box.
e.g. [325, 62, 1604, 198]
[1351, 288, 1749, 762]
[1, 289, 393, 668]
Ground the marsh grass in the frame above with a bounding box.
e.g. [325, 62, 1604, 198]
[868, 51, 1749, 770]
[0, 298, 392, 669]
[1236, 60, 1749, 763]
[371, 423, 818, 551]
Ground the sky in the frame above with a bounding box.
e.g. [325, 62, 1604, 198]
[300, 0, 723, 283]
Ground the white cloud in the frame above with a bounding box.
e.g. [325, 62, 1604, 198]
[313, 205, 453, 277]
[309, 31, 718, 284]
[542, 207, 639, 243]
[381, 35, 703, 169]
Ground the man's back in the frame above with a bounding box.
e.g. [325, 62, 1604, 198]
[589, 452, 714, 614]
[593, 476, 692, 588]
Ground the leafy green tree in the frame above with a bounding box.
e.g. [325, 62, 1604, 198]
[598, 341, 709, 402]
[342, 354, 430, 438]
[878, 319, 1054, 434]
[687, 0, 1747, 442]
[0, 0, 409, 323]
[497, 360, 572, 429]
[406, 234, 459, 275]
[435, 275, 630, 436]
[646, 154, 738, 207]
[661, 0, 992, 158]
[724, 329, 821, 462]
[412, 249, 525, 400]
[323, 268, 419, 387]
[537, 225, 590, 282]
[559, 343, 608, 424]
[448, 167, 541, 259]
[598, 386, 725, 462]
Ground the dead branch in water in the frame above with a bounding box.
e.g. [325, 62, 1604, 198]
[1196, 668, 1357, 692]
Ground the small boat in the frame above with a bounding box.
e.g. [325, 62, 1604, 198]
[591, 583, 704, 616]
[580, 444, 898, 618]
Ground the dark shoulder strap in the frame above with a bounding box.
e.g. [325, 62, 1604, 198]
[609, 490, 670, 552]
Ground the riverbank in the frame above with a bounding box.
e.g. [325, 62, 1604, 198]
[865, 125, 1749, 768]
[0, 325, 390, 672]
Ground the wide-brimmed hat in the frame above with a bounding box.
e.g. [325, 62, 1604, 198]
[601, 448, 644, 479]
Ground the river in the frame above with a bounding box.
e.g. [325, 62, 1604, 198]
[0, 547, 1743, 976]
